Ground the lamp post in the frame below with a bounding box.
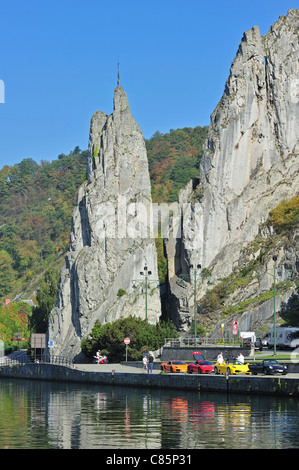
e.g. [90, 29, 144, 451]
[132, 265, 159, 321]
[272, 255, 277, 356]
[190, 264, 201, 346]
[178, 264, 202, 345]
[257, 254, 278, 356]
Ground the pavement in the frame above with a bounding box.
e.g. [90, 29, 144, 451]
[2, 349, 298, 378]
[76, 363, 161, 374]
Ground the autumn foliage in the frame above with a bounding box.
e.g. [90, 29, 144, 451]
[0, 301, 31, 344]
[146, 126, 208, 202]
[268, 196, 299, 233]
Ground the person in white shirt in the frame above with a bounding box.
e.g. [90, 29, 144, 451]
[238, 352, 244, 364]
[217, 352, 224, 363]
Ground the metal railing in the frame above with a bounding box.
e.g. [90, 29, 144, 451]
[0, 354, 74, 368]
[164, 337, 241, 347]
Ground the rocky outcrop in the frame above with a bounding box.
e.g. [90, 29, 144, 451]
[47, 87, 161, 360]
[207, 229, 299, 337]
[167, 9, 299, 330]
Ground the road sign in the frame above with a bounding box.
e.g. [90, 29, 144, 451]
[232, 320, 238, 335]
[0, 340, 4, 358]
[13, 332, 22, 341]
[124, 338, 130, 362]
[31, 333, 46, 348]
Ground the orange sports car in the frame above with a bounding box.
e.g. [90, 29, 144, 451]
[160, 360, 188, 373]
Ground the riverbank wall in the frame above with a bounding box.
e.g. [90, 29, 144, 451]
[1, 363, 299, 397]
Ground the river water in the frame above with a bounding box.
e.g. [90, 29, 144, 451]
[0, 378, 299, 450]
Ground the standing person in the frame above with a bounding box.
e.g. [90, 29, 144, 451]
[147, 353, 154, 374]
[142, 354, 148, 372]
[217, 352, 224, 364]
[238, 352, 244, 364]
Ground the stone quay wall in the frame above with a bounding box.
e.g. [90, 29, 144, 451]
[0, 363, 299, 397]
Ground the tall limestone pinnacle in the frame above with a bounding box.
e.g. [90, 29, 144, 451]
[47, 87, 161, 360]
[167, 9, 299, 329]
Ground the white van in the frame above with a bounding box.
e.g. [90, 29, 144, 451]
[240, 332, 256, 346]
[267, 327, 299, 349]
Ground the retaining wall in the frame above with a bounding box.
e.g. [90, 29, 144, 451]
[1, 363, 299, 397]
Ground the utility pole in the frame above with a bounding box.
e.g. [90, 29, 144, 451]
[190, 264, 201, 346]
[273, 255, 277, 356]
[257, 254, 279, 356]
[132, 265, 159, 321]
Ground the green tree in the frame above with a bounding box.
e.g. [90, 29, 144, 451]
[280, 282, 299, 326]
[0, 301, 32, 344]
[146, 126, 207, 203]
[0, 250, 16, 296]
[268, 197, 299, 234]
[29, 267, 60, 333]
[81, 316, 178, 362]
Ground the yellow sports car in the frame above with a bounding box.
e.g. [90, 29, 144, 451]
[214, 360, 250, 375]
[160, 360, 188, 373]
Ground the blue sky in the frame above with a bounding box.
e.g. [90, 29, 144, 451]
[0, 0, 297, 167]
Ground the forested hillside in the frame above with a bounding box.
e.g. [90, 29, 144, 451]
[0, 148, 88, 301]
[0, 126, 208, 302]
[147, 126, 207, 202]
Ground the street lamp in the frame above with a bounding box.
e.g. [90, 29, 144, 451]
[272, 255, 277, 356]
[178, 264, 202, 345]
[257, 255, 278, 356]
[190, 264, 201, 346]
[132, 265, 159, 321]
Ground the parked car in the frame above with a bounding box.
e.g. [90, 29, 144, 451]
[188, 360, 214, 374]
[248, 359, 288, 375]
[182, 336, 202, 346]
[190, 336, 202, 345]
[255, 338, 263, 351]
[160, 360, 188, 373]
[187, 351, 214, 374]
[214, 360, 251, 375]
[240, 338, 252, 348]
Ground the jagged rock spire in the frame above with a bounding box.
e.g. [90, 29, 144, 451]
[47, 87, 161, 360]
[167, 9, 299, 330]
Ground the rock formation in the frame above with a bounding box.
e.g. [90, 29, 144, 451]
[47, 87, 161, 360]
[167, 9, 299, 331]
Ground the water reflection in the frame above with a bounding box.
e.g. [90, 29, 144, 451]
[0, 378, 299, 449]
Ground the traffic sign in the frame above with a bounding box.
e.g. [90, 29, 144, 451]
[232, 320, 238, 335]
[124, 338, 130, 345]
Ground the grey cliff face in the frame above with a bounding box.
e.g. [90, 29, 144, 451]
[168, 9, 299, 329]
[47, 87, 161, 359]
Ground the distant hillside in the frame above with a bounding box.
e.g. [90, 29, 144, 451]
[146, 126, 208, 202]
[0, 148, 88, 301]
[0, 126, 208, 302]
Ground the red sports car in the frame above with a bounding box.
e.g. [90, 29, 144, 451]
[187, 352, 214, 374]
